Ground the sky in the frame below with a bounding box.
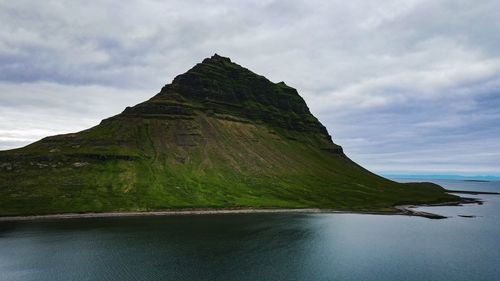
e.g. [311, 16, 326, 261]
[1, 0, 499, 176]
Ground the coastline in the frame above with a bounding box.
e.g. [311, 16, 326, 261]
[0, 191, 488, 222]
[0, 208, 330, 222]
[0, 205, 462, 222]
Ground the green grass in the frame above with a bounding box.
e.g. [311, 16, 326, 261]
[0, 113, 458, 216]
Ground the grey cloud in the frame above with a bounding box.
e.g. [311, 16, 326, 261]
[0, 0, 499, 175]
[0, 81, 150, 149]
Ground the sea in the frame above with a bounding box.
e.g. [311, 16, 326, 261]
[0, 179, 499, 281]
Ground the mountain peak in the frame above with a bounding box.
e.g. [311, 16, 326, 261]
[144, 54, 333, 139]
[202, 53, 232, 64]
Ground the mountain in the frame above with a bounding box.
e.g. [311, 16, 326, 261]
[0, 54, 458, 216]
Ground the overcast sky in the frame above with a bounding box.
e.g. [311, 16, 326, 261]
[1, 0, 499, 176]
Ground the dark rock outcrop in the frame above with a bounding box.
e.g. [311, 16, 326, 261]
[126, 54, 332, 140]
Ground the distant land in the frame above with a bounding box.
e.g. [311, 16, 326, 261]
[384, 174, 500, 181]
[0, 54, 461, 217]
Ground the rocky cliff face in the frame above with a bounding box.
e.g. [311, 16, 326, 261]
[0, 54, 457, 216]
[124, 54, 332, 139]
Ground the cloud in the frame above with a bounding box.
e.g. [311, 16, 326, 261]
[0, 0, 499, 175]
[0, 81, 149, 149]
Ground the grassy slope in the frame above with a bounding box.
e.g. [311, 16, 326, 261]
[0, 112, 458, 216]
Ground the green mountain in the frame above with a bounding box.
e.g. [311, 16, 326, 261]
[0, 54, 458, 216]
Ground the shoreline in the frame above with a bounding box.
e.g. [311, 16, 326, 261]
[0, 208, 330, 222]
[0, 208, 397, 222]
[0, 205, 463, 222]
[0, 191, 489, 222]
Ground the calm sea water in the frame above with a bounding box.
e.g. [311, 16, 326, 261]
[0, 179, 499, 281]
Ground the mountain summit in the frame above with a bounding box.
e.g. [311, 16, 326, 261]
[125, 54, 334, 143]
[0, 54, 458, 216]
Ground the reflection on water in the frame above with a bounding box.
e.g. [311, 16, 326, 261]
[0, 179, 499, 281]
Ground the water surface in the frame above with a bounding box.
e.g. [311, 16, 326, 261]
[1, 179, 499, 281]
